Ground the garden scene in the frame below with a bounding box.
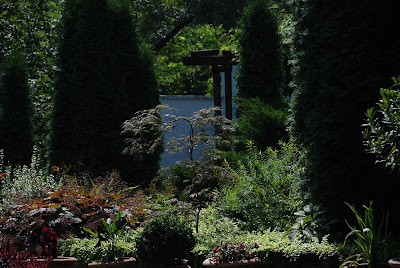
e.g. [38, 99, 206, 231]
[1, 0, 400, 267]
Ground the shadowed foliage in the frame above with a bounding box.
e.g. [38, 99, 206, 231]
[289, 0, 400, 230]
[49, 0, 160, 185]
[0, 51, 34, 166]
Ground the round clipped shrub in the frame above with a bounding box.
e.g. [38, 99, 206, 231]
[135, 215, 195, 266]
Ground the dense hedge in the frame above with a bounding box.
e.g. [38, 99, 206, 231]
[235, 0, 287, 149]
[0, 51, 34, 166]
[289, 0, 400, 229]
[49, 0, 160, 184]
[236, 0, 286, 108]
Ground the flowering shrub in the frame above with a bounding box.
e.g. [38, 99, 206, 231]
[209, 241, 259, 263]
[40, 227, 58, 258]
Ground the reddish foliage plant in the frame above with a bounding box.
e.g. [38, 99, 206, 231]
[40, 227, 58, 258]
[0, 237, 48, 268]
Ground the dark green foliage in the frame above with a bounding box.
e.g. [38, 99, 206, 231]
[289, 0, 400, 228]
[236, 97, 288, 150]
[135, 215, 195, 266]
[49, 0, 160, 184]
[160, 158, 235, 202]
[0, 1, 62, 162]
[0, 52, 34, 165]
[236, 0, 286, 108]
[363, 76, 400, 173]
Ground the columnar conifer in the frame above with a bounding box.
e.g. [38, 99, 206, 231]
[49, 0, 160, 184]
[235, 0, 287, 149]
[289, 0, 400, 226]
[236, 0, 286, 108]
[0, 51, 34, 165]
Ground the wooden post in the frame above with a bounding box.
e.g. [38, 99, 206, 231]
[224, 65, 233, 120]
[212, 65, 222, 116]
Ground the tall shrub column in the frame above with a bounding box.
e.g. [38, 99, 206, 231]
[49, 0, 160, 184]
[235, 0, 287, 149]
[289, 0, 400, 227]
[0, 51, 34, 165]
[236, 0, 286, 107]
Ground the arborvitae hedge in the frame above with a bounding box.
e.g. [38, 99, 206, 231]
[236, 0, 286, 108]
[49, 0, 160, 184]
[0, 51, 34, 165]
[289, 0, 400, 229]
[235, 0, 287, 149]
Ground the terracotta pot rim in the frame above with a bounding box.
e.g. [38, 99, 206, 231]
[88, 257, 136, 266]
[202, 257, 261, 266]
[34, 256, 77, 262]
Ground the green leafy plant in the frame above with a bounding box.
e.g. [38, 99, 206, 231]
[236, 97, 289, 150]
[288, 203, 337, 242]
[340, 202, 392, 268]
[135, 215, 195, 266]
[84, 210, 128, 262]
[58, 230, 136, 264]
[0, 147, 59, 213]
[216, 141, 303, 231]
[363, 76, 400, 172]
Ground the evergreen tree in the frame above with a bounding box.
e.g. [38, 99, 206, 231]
[236, 0, 286, 108]
[0, 51, 34, 165]
[235, 0, 287, 149]
[49, 0, 160, 184]
[289, 0, 400, 228]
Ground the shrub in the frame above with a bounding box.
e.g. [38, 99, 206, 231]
[0, 51, 34, 166]
[135, 215, 195, 266]
[0, 148, 58, 213]
[216, 141, 303, 231]
[252, 230, 339, 261]
[236, 97, 289, 150]
[49, 0, 160, 184]
[236, 0, 286, 108]
[288, 0, 400, 226]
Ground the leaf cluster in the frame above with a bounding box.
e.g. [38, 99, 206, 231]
[341, 202, 393, 268]
[288, 203, 337, 242]
[363, 76, 400, 172]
